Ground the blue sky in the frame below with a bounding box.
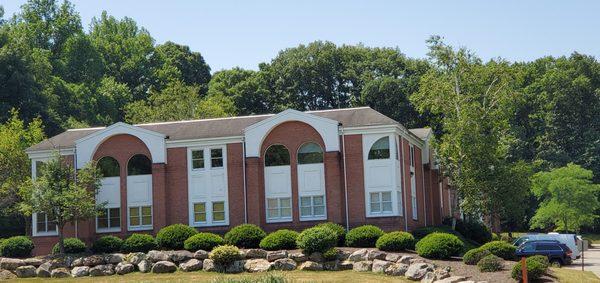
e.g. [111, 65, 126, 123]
[3, 0, 600, 72]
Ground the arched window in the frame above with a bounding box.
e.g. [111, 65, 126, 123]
[265, 145, 290, 166]
[97, 156, 120, 177]
[298, 142, 323, 164]
[127, 154, 152, 175]
[368, 137, 390, 160]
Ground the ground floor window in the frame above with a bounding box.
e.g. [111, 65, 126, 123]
[35, 212, 57, 234]
[299, 195, 326, 219]
[97, 208, 121, 231]
[369, 191, 393, 214]
[193, 202, 207, 223]
[267, 197, 292, 221]
[192, 201, 226, 224]
[129, 206, 152, 228]
[212, 201, 226, 222]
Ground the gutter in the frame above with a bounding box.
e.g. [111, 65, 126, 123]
[341, 124, 350, 232]
[242, 138, 248, 224]
[401, 138, 408, 231]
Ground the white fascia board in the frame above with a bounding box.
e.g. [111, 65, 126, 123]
[166, 136, 244, 148]
[27, 148, 75, 160]
[342, 125, 425, 149]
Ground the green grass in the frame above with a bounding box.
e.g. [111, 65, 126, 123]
[550, 268, 600, 283]
[13, 270, 411, 283]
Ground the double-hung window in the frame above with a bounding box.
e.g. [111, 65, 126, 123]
[266, 197, 292, 220]
[36, 212, 57, 234]
[369, 191, 393, 214]
[300, 195, 326, 218]
[129, 206, 152, 227]
[189, 146, 229, 227]
[98, 208, 121, 231]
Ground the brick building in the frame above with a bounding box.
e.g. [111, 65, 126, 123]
[26, 107, 457, 255]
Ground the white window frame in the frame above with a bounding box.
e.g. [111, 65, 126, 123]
[369, 191, 394, 215]
[363, 134, 402, 218]
[410, 144, 418, 220]
[31, 158, 59, 236]
[96, 207, 121, 233]
[299, 195, 326, 220]
[266, 197, 292, 222]
[128, 205, 153, 230]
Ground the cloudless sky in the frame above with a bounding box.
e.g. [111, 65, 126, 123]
[3, 0, 600, 72]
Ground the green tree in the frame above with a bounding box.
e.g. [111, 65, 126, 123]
[530, 163, 600, 233]
[20, 153, 102, 254]
[208, 68, 271, 115]
[150, 41, 211, 93]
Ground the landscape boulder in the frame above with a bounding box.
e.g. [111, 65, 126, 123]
[50, 268, 70, 278]
[368, 250, 387, 260]
[225, 260, 245, 273]
[0, 270, 16, 280]
[399, 255, 413, 264]
[0, 258, 25, 270]
[245, 249, 267, 259]
[147, 250, 169, 262]
[15, 265, 36, 278]
[24, 258, 44, 267]
[323, 260, 339, 271]
[338, 260, 354, 270]
[168, 250, 194, 263]
[105, 253, 125, 264]
[271, 258, 296, 271]
[308, 252, 324, 262]
[372, 259, 392, 273]
[151, 261, 177, 273]
[266, 250, 288, 262]
[352, 260, 373, 272]
[244, 259, 271, 272]
[83, 255, 106, 267]
[137, 259, 152, 273]
[385, 253, 402, 262]
[433, 276, 469, 283]
[126, 252, 146, 265]
[299, 261, 323, 271]
[288, 252, 308, 262]
[405, 262, 434, 280]
[179, 259, 202, 272]
[115, 262, 135, 275]
[193, 250, 209, 260]
[89, 264, 115, 276]
[384, 263, 409, 276]
[348, 249, 369, 262]
[71, 266, 90, 277]
[202, 259, 221, 272]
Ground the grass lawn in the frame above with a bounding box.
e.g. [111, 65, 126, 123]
[12, 271, 410, 283]
[551, 267, 600, 283]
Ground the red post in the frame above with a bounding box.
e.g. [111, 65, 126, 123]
[521, 257, 528, 283]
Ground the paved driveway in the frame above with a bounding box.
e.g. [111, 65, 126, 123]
[566, 246, 600, 277]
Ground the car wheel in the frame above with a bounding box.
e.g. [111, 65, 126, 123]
[550, 259, 562, 268]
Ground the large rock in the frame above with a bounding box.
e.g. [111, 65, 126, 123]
[271, 258, 296, 271]
[194, 250, 209, 260]
[406, 263, 434, 280]
[288, 252, 308, 262]
[245, 249, 267, 259]
[105, 253, 125, 264]
[36, 264, 51, 278]
[384, 263, 409, 276]
[35, 260, 66, 278]
[50, 268, 71, 278]
[0, 269, 16, 280]
[147, 250, 170, 262]
[372, 259, 392, 273]
[168, 250, 194, 263]
[138, 259, 152, 273]
[115, 262, 135, 275]
[71, 266, 90, 277]
[151, 261, 177, 273]
[0, 258, 25, 270]
[323, 260, 339, 271]
[385, 253, 402, 262]
[23, 258, 44, 267]
[225, 260, 245, 273]
[83, 255, 106, 267]
[398, 255, 414, 264]
[433, 276, 468, 283]
[202, 259, 221, 272]
[348, 249, 369, 262]
[434, 268, 451, 280]
[299, 261, 323, 271]
[338, 250, 351, 261]
[126, 252, 147, 265]
[422, 271, 436, 283]
[244, 259, 271, 272]
[368, 250, 387, 260]
[15, 265, 36, 278]
[89, 264, 115, 276]
[308, 252, 324, 262]
[70, 257, 84, 267]
[338, 260, 354, 270]
[179, 259, 202, 272]
[352, 261, 373, 272]
[266, 250, 288, 262]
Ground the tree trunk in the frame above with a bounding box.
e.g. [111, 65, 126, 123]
[23, 215, 31, 236]
[58, 225, 65, 254]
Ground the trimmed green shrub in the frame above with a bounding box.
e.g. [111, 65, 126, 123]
[156, 224, 198, 250]
[296, 226, 337, 254]
[345, 225, 384, 247]
[323, 248, 340, 261]
[92, 235, 123, 253]
[477, 254, 503, 272]
[224, 224, 266, 248]
[122, 233, 157, 253]
[463, 248, 491, 265]
[376, 231, 415, 252]
[500, 234, 513, 243]
[259, 229, 298, 250]
[210, 245, 242, 265]
[52, 237, 86, 254]
[314, 222, 346, 246]
[480, 241, 516, 260]
[415, 232, 464, 259]
[0, 236, 34, 257]
[184, 233, 225, 251]
[527, 255, 549, 269]
[511, 259, 547, 281]
[491, 233, 500, 241]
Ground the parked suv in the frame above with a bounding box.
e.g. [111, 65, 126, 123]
[515, 240, 573, 267]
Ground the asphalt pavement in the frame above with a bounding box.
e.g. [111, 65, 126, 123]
[566, 245, 600, 277]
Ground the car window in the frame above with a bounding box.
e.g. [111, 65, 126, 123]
[522, 242, 535, 252]
[536, 244, 561, 251]
[515, 237, 528, 246]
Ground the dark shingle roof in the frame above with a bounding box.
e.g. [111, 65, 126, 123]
[28, 107, 399, 152]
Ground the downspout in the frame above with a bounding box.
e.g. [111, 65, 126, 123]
[74, 147, 78, 238]
[422, 160, 427, 227]
[400, 138, 408, 231]
[242, 138, 248, 224]
[341, 124, 350, 232]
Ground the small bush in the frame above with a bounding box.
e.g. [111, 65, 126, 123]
[92, 236, 123, 253]
[0, 236, 34, 257]
[415, 232, 464, 259]
[376, 231, 415, 252]
[52, 238, 86, 254]
[259, 229, 298, 250]
[296, 226, 337, 254]
[463, 248, 491, 265]
[511, 259, 547, 281]
[184, 233, 225, 251]
[122, 233, 157, 253]
[210, 245, 242, 265]
[491, 233, 500, 241]
[500, 234, 514, 243]
[345, 225, 384, 247]
[477, 254, 503, 272]
[156, 224, 198, 250]
[527, 255, 550, 269]
[323, 248, 340, 261]
[314, 222, 346, 246]
[224, 224, 266, 248]
[480, 241, 516, 260]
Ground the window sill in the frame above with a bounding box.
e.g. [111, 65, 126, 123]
[128, 225, 153, 231]
[96, 228, 121, 234]
[191, 222, 229, 227]
[300, 216, 327, 222]
[33, 231, 58, 237]
[266, 218, 293, 223]
[366, 213, 399, 218]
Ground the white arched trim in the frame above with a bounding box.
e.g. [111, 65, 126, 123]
[243, 109, 340, 157]
[75, 122, 166, 169]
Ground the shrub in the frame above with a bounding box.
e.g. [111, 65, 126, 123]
[0, 236, 34, 257]
[224, 224, 266, 248]
[314, 222, 346, 246]
[480, 241, 516, 260]
[477, 254, 503, 272]
[345, 225, 384, 247]
[52, 238, 86, 254]
[491, 233, 500, 241]
[184, 233, 225, 251]
[376, 231, 415, 252]
[122, 233, 157, 253]
[527, 255, 549, 269]
[323, 248, 340, 261]
[92, 236, 123, 253]
[442, 217, 492, 244]
[296, 226, 337, 254]
[415, 232, 464, 259]
[156, 224, 198, 250]
[462, 248, 491, 265]
[511, 259, 547, 281]
[210, 245, 242, 265]
[259, 229, 298, 250]
[500, 234, 513, 243]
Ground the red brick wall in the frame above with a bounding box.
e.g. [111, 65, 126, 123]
[165, 147, 188, 225]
